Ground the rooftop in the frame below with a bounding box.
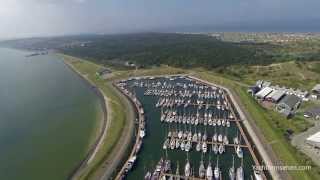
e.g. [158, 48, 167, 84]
[278, 94, 301, 109]
[307, 131, 320, 143]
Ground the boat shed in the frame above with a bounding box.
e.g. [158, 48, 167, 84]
[266, 90, 286, 103]
[255, 87, 273, 99]
[306, 131, 320, 148]
[276, 94, 301, 117]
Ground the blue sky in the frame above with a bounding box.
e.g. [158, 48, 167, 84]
[0, 0, 319, 39]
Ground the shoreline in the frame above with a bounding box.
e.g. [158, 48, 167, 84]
[61, 58, 109, 180]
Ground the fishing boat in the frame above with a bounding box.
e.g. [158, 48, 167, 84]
[214, 157, 220, 180]
[229, 156, 235, 180]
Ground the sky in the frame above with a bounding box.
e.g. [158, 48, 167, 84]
[0, 0, 320, 39]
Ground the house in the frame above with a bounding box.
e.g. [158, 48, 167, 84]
[304, 106, 320, 120]
[276, 94, 301, 117]
[266, 90, 286, 103]
[311, 84, 320, 99]
[255, 87, 273, 99]
[306, 131, 320, 148]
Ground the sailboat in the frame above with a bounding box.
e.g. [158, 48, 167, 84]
[253, 168, 263, 180]
[213, 126, 217, 142]
[196, 141, 201, 152]
[236, 145, 243, 158]
[229, 156, 235, 180]
[236, 135, 243, 158]
[175, 161, 180, 180]
[214, 156, 220, 180]
[163, 138, 169, 150]
[202, 141, 208, 153]
[185, 154, 191, 177]
[203, 128, 207, 141]
[223, 127, 229, 145]
[218, 129, 223, 143]
[236, 158, 244, 180]
[199, 154, 206, 178]
[206, 157, 213, 180]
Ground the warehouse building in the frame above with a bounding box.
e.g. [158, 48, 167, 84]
[255, 87, 273, 99]
[276, 94, 301, 117]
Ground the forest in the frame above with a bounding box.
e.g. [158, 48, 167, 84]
[1, 33, 319, 69]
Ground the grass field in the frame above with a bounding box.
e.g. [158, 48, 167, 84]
[216, 61, 320, 90]
[60, 55, 320, 180]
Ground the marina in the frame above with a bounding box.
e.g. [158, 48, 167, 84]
[115, 75, 266, 180]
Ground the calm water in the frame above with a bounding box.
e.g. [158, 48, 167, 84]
[125, 77, 255, 180]
[0, 48, 102, 180]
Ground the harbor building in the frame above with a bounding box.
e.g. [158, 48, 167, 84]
[276, 94, 301, 117]
[255, 87, 273, 100]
